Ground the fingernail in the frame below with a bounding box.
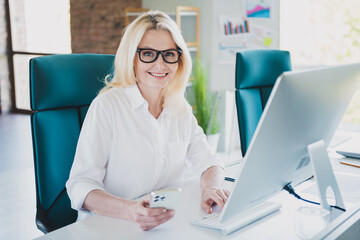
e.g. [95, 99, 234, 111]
[170, 211, 175, 216]
[163, 209, 167, 213]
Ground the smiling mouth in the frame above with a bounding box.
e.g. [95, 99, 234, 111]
[149, 72, 168, 77]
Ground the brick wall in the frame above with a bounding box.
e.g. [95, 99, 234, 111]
[70, 0, 142, 54]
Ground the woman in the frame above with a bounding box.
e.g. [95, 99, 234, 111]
[66, 10, 229, 231]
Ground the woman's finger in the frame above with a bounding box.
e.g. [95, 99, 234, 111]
[209, 192, 226, 209]
[137, 197, 167, 217]
[141, 210, 174, 223]
[139, 211, 174, 231]
[215, 189, 228, 203]
[201, 200, 213, 213]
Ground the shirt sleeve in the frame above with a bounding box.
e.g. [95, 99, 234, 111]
[185, 106, 224, 177]
[66, 96, 113, 211]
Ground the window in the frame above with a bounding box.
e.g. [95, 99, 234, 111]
[9, 0, 71, 110]
[280, 0, 360, 127]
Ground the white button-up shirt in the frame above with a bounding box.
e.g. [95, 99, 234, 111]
[66, 84, 222, 216]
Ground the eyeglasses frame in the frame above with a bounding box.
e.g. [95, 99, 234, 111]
[136, 48, 183, 64]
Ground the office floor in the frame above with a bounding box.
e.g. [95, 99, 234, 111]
[0, 113, 43, 239]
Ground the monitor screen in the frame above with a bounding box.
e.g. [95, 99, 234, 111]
[221, 63, 360, 222]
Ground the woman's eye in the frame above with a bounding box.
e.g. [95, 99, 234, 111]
[143, 51, 155, 57]
[165, 51, 175, 57]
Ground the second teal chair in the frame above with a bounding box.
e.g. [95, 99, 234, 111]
[235, 50, 292, 157]
[30, 54, 115, 233]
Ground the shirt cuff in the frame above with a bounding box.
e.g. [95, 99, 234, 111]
[66, 180, 105, 211]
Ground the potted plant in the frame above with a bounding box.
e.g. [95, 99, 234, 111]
[190, 59, 220, 153]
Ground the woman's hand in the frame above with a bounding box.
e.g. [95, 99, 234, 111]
[200, 166, 229, 213]
[83, 190, 174, 231]
[129, 195, 175, 231]
[201, 187, 230, 214]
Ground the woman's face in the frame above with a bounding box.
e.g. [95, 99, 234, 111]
[134, 29, 179, 91]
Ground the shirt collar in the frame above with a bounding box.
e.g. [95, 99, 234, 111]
[124, 84, 147, 110]
[123, 84, 173, 117]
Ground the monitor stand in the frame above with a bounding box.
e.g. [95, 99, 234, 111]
[307, 140, 345, 211]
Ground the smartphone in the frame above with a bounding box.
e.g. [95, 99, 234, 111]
[149, 188, 182, 210]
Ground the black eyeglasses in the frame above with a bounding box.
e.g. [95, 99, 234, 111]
[136, 48, 182, 64]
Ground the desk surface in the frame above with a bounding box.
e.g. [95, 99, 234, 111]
[36, 154, 360, 240]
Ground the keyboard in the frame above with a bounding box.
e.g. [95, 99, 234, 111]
[192, 201, 281, 235]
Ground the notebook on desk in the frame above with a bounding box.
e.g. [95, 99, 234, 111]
[336, 136, 360, 159]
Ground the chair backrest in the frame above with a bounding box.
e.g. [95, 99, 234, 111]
[235, 50, 291, 157]
[30, 54, 115, 233]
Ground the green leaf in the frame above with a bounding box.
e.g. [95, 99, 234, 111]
[190, 59, 219, 134]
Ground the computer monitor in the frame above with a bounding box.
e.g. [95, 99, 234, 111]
[221, 63, 360, 222]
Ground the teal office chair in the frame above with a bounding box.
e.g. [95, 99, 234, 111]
[235, 50, 292, 157]
[30, 54, 115, 233]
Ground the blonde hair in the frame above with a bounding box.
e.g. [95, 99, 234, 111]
[100, 10, 192, 115]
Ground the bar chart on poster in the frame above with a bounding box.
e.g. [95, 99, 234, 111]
[221, 16, 250, 35]
[210, 0, 279, 91]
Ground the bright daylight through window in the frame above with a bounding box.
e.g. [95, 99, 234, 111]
[280, 0, 360, 127]
[9, 0, 71, 110]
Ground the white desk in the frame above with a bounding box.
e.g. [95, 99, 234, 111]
[35, 154, 360, 240]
